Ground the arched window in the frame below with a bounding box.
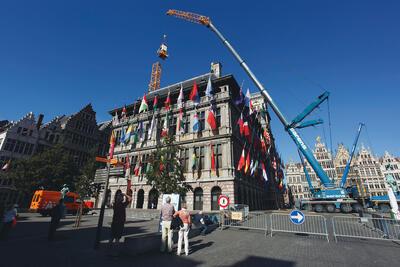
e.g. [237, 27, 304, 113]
[193, 188, 203, 210]
[136, 189, 144, 209]
[211, 186, 222, 210]
[148, 188, 159, 209]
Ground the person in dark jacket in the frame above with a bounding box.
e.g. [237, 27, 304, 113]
[109, 190, 131, 245]
[48, 199, 64, 241]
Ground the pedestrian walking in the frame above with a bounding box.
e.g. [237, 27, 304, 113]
[0, 203, 17, 240]
[174, 203, 192, 256]
[160, 196, 175, 253]
[109, 189, 131, 246]
[48, 199, 64, 241]
[194, 211, 208, 235]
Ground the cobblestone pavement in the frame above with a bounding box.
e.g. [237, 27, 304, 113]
[1, 213, 399, 267]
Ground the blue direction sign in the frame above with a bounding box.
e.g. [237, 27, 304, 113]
[289, 210, 305, 225]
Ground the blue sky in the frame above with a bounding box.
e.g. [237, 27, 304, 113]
[1, 0, 399, 161]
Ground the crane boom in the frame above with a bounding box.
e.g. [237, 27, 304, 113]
[167, 9, 334, 188]
[340, 123, 364, 188]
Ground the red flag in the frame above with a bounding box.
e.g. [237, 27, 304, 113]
[244, 150, 251, 174]
[164, 91, 171, 111]
[263, 128, 271, 145]
[243, 121, 250, 137]
[207, 108, 217, 130]
[126, 179, 132, 194]
[189, 81, 199, 104]
[121, 106, 127, 120]
[153, 95, 159, 111]
[237, 147, 246, 171]
[134, 158, 141, 176]
[237, 113, 244, 135]
[211, 144, 216, 173]
[125, 155, 131, 170]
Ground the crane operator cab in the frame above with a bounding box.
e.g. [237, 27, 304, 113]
[157, 43, 168, 60]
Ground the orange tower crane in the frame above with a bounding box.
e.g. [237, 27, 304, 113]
[148, 35, 169, 92]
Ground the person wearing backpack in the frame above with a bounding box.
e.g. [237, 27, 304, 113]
[173, 203, 192, 256]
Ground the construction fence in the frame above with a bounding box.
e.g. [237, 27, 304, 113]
[219, 211, 400, 243]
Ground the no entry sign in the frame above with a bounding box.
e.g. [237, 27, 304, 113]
[218, 195, 230, 209]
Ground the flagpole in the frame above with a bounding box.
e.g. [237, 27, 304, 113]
[94, 158, 111, 250]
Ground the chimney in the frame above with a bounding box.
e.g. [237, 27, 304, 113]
[211, 62, 222, 78]
[37, 114, 44, 130]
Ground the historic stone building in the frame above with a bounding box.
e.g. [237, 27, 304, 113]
[334, 144, 360, 188]
[285, 161, 311, 199]
[0, 112, 40, 206]
[355, 146, 387, 197]
[97, 63, 284, 211]
[37, 104, 110, 166]
[380, 151, 400, 188]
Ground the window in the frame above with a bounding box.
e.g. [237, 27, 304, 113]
[22, 128, 28, 136]
[215, 144, 222, 169]
[4, 139, 16, 152]
[193, 188, 203, 210]
[211, 186, 222, 210]
[17, 127, 22, 134]
[216, 107, 221, 127]
[183, 114, 190, 134]
[169, 116, 176, 136]
[55, 135, 59, 144]
[198, 111, 205, 131]
[181, 148, 190, 172]
[199, 146, 205, 170]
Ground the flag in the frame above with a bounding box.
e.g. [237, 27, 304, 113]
[244, 150, 250, 174]
[235, 89, 245, 105]
[262, 162, 268, 181]
[109, 131, 115, 159]
[237, 147, 246, 171]
[176, 108, 184, 135]
[125, 155, 131, 177]
[245, 88, 251, 108]
[260, 134, 267, 153]
[132, 126, 139, 144]
[207, 107, 217, 130]
[126, 179, 132, 194]
[134, 159, 141, 176]
[191, 152, 197, 171]
[190, 81, 200, 106]
[148, 114, 156, 140]
[164, 91, 171, 111]
[243, 121, 250, 137]
[263, 128, 271, 145]
[192, 113, 200, 133]
[237, 113, 244, 135]
[250, 160, 258, 176]
[120, 127, 126, 144]
[177, 84, 184, 109]
[161, 112, 169, 137]
[2, 160, 11, 171]
[124, 124, 133, 143]
[205, 75, 213, 99]
[139, 94, 148, 113]
[210, 144, 216, 174]
[278, 180, 284, 190]
[153, 95, 159, 111]
[121, 106, 127, 121]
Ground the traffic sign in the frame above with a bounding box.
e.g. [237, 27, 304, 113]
[289, 210, 305, 225]
[218, 195, 230, 208]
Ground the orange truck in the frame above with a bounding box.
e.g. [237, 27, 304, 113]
[30, 190, 90, 216]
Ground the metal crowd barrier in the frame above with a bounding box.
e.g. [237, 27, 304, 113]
[270, 213, 329, 242]
[220, 211, 268, 236]
[332, 216, 400, 242]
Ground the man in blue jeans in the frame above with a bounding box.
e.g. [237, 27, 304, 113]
[194, 211, 208, 235]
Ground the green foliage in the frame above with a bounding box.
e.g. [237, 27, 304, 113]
[75, 149, 101, 198]
[145, 135, 192, 195]
[8, 145, 80, 199]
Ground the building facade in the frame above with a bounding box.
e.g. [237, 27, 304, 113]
[96, 63, 284, 211]
[380, 151, 400, 188]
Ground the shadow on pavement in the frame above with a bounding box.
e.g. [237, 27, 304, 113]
[230, 256, 295, 267]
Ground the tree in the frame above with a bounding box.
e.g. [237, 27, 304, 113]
[74, 149, 101, 199]
[145, 135, 192, 196]
[8, 145, 80, 203]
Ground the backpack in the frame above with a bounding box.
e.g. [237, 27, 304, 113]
[171, 215, 183, 230]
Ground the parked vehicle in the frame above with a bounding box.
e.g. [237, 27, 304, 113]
[30, 190, 90, 216]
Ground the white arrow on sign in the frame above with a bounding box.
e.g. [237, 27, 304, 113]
[290, 212, 304, 222]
